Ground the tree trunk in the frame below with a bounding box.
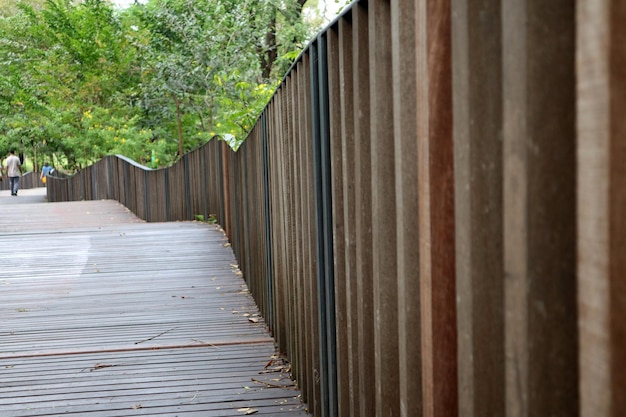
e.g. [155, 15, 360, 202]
[260, 0, 306, 81]
[261, 17, 277, 81]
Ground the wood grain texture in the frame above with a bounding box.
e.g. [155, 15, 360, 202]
[392, 0, 422, 416]
[327, 21, 351, 417]
[369, 0, 400, 416]
[451, 0, 504, 416]
[0, 192, 310, 416]
[352, 3, 376, 417]
[338, 16, 360, 417]
[577, 0, 626, 415]
[418, 0, 458, 415]
[503, 1, 578, 416]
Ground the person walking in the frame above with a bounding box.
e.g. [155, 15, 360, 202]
[5, 149, 23, 196]
[40, 162, 52, 184]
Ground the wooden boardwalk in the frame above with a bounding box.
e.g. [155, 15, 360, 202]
[0, 188, 309, 417]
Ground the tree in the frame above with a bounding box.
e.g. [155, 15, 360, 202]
[251, 0, 309, 81]
[0, 0, 150, 169]
[0, 0, 321, 170]
[135, 0, 313, 152]
[0, 0, 46, 17]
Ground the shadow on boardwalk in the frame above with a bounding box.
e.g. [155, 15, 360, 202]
[0, 190, 309, 416]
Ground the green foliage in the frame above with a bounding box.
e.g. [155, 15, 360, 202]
[211, 80, 278, 149]
[0, 0, 320, 171]
[194, 213, 217, 224]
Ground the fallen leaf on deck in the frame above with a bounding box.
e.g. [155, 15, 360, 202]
[237, 408, 258, 415]
[92, 363, 114, 370]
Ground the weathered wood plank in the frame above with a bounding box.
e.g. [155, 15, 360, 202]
[352, 4, 376, 417]
[391, 0, 421, 416]
[0, 193, 309, 416]
[417, 0, 458, 415]
[369, 0, 400, 415]
[502, 0, 578, 416]
[577, 0, 626, 415]
[451, 0, 505, 415]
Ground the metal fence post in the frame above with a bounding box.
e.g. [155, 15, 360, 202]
[262, 113, 275, 331]
[311, 34, 338, 417]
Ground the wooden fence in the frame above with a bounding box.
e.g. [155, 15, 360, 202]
[0, 171, 45, 191]
[47, 0, 625, 416]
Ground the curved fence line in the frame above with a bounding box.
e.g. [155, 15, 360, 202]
[47, 141, 227, 225]
[0, 171, 45, 191]
[46, 1, 625, 417]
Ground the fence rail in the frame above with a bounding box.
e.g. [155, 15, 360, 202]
[47, 0, 625, 416]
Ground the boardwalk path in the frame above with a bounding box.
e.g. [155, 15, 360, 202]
[0, 189, 308, 416]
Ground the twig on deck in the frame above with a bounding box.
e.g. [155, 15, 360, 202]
[251, 377, 296, 389]
[192, 338, 220, 349]
[134, 327, 177, 344]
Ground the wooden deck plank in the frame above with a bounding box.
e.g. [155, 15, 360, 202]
[0, 189, 310, 416]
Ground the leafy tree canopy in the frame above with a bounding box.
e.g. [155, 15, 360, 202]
[0, 0, 333, 172]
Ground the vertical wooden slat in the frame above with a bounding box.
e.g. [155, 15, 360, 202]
[263, 118, 273, 327]
[310, 73, 322, 417]
[321, 34, 338, 417]
[369, 0, 400, 416]
[352, 3, 375, 416]
[503, 0, 578, 416]
[221, 141, 231, 238]
[327, 23, 349, 417]
[300, 51, 321, 416]
[272, 93, 282, 347]
[273, 90, 285, 354]
[291, 69, 304, 398]
[608, 2, 626, 408]
[416, 2, 433, 413]
[392, 0, 421, 415]
[269, 93, 288, 354]
[291, 71, 303, 404]
[577, 0, 626, 415]
[282, 74, 296, 380]
[296, 60, 312, 411]
[337, 14, 359, 417]
[418, 0, 458, 415]
[237, 144, 249, 286]
[240, 149, 247, 279]
[451, 0, 504, 416]
[276, 89, 289, 356]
